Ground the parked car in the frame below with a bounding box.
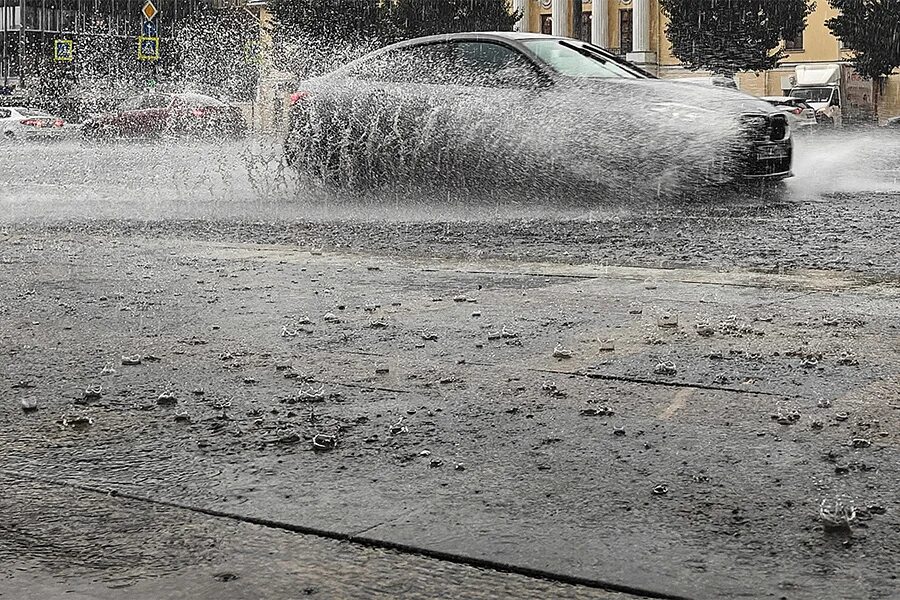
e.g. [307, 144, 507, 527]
[886, 116, 900, 128]
[0, 106, 74, 141]
[675, 75, 738, 89]
[760, 96, 818, 129]
[284, 32, 792, 191]
[81, 92, 246, 139]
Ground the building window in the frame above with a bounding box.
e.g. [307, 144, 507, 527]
[784, 30, 804, 51]
[61, 0, 77, 32]
[619, 9, 633, 55]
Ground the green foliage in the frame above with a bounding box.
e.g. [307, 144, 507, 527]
[269, 0, 521, 76]
[659, 0, 814, 75]
[388, 0, 520, 39]
[270, 0, 390, 39]
[170, 6, 260, 101]
[269, 0, 392, 76]
[826, 0, 900, 80]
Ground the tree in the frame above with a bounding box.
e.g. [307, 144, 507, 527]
[388, 0, 520, 39]
[169, 6, 260, 101]
[659, 0, 814, 76]
[826, 0, 900, 81]
[269, 0, 392, 77]
[269, 0, 520, 77]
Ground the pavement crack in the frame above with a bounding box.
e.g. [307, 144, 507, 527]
[0, 470, 696, 600]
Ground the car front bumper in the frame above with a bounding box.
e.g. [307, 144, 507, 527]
[739, 139, 793, 180]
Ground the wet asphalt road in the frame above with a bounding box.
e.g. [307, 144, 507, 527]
[1, 132, 899, 599]
[2, 132, 899, 277]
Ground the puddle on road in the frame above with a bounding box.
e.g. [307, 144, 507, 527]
[0, 131, 897, 225]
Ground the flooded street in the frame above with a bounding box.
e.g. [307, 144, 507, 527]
[3, 131, 900, 274]
[2, 130, 899, 599]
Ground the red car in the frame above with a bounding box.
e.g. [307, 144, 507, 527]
[81, 92, 246, 139]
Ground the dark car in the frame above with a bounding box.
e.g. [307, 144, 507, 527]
[284, 32, 792, 193]
[82, 92, 246, 139]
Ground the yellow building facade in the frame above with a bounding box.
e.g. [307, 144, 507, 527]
[513, 0, 900, 120]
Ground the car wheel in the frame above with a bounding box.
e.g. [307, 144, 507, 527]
[3, 130, 15, 141]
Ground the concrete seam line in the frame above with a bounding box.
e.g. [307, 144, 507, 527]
[1, 469, 697, 600]
[572, 370, 788, 397]
[467, 362, 794, 399]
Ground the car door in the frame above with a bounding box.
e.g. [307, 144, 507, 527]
[438, 40, 548, 181]
[353, 39, 546, 181]
[107, 96, 145, 135]
[371, 42, 457, 174]
[132, 94, 172, 137]
[329, 42, 456, 180]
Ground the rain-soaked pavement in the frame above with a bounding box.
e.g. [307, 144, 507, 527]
[1, 131, 899, 599]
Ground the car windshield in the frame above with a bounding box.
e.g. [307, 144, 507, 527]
[790, 87, 833, 102]
[522, 39, 640, 79]
[16, 108, 49, 117]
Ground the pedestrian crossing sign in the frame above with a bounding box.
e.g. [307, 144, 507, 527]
[54, 39, 73, 62]
[138, 36, 159, 61]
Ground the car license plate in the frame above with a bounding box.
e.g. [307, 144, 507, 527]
[756, 145, 787, 160]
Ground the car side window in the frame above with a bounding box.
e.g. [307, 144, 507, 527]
[346, 43, 454, 85]
[451, 41, 540, 88]
[0, 109, 10, 118]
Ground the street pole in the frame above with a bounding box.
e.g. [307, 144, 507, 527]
[18, 0, 25, 89]
[2, 0, 7, 86]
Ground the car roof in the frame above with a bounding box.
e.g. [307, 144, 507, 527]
[341, 31, 654, 80]
[381, 32, 568, 55]
[391, 31, 563, 46]
[760, 96, 804, 102]
[173, 92, 226, 105]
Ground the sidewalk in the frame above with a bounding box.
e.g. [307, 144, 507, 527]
[2, 234, 898, 600]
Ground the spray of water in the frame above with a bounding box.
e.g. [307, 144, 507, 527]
[788, 130, 900, 197]
[2, 31, 899, 224]
[284, 65, 762, 203]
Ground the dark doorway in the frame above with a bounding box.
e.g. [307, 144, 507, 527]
[540, 14, 552, 35]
